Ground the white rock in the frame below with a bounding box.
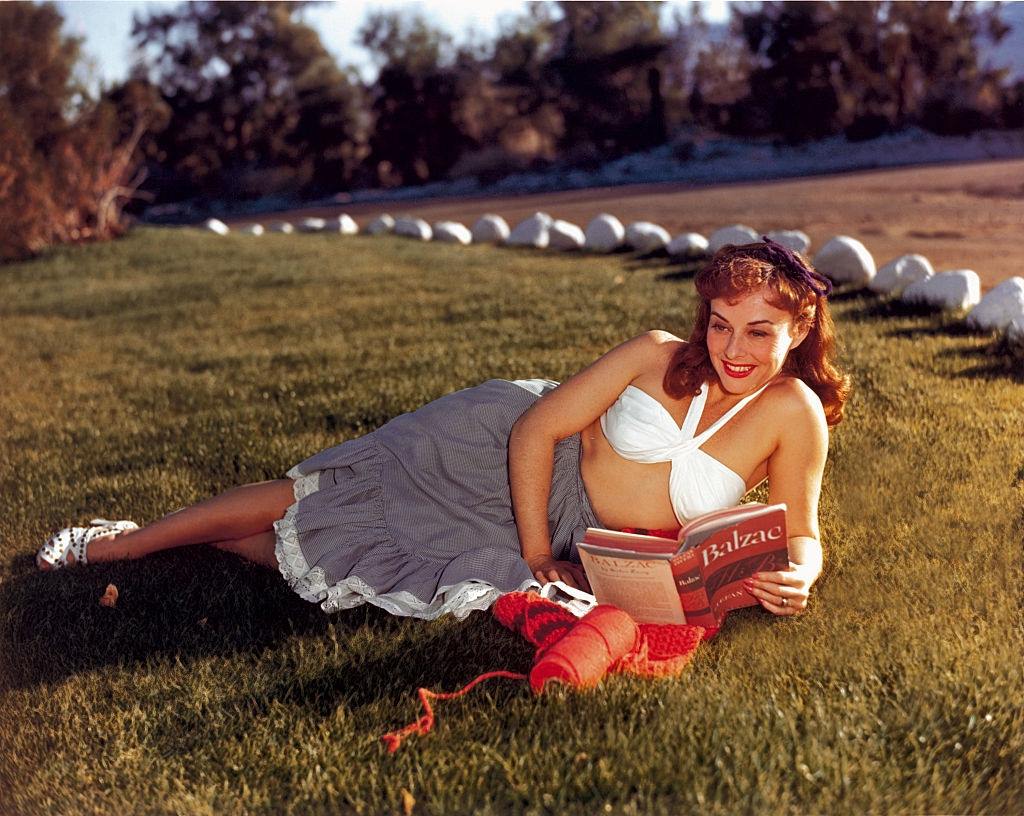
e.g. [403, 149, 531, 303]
[394, 216, 432, 241]
[324, 214, 358, 235]
[366, 214, 395, 235]
[239, 223, 264, 236]
[966, 276, 1024, 331]
[765, 229, 811, 253]
[298, 217, 326, 232]
[584, 214, 625, 253]
[268, 221, 294, 234]
[708, 224, 759, 253]
[548, 220, 585, 251]
[470, 214, 510, 244]
[870, 253, 934, 295]
[508, 212, 552, 248]
[667, 232, 709, 258]
[203, 218, 229, 235]
[813, 236, 876, 286]
[901, 269, 981, 310]
[432, 221, 472, 245]
[624, 221, 671, 254]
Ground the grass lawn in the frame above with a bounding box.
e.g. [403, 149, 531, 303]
[1, 228, 1021, 815]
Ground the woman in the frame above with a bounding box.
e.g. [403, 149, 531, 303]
[37, 239, 850, 621]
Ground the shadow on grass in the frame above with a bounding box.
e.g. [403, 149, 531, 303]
[240, 614, 536, 722]
[824, 285, 877, 304]
[612, 253, 703, 282]
[657, 257, 704, 282]
[840, 290, 979, 331]
[840, 295, 1024, 380]
[0, 548, 413, 690]
[936, 346, 1024, 382]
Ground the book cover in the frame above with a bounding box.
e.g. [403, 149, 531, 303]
[577, 503, 789, 626]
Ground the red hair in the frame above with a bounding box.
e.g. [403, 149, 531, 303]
[663, 242, 851, 426]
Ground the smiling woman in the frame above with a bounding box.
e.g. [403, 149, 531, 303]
[708, 296, 806, 385]
[666, 240, 848, 425]
[36, 239, 850, 622]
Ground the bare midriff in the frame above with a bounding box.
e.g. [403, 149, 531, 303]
[579, 416, 682, 532]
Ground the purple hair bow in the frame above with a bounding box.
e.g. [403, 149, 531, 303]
[760, 236, 833, 298]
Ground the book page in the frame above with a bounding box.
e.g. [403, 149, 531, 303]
[582, 528, 678, 554]
[578, 550, 686, 625]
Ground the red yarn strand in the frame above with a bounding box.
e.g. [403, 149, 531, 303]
[380, 670, 527, 753]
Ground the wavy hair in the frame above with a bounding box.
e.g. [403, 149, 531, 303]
[663, 242, 851, 426]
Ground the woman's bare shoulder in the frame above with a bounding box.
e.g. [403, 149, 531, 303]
[641, 329, 686, 357]
[644, 329, 684, 344]
[764, 377, 828, 432]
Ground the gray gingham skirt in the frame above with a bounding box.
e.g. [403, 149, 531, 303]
[272, 379, 601, 619]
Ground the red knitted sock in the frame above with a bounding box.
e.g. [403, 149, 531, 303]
[492, 589, 579, 649]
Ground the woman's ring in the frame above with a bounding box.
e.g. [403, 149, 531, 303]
[781, 597, 788, 607]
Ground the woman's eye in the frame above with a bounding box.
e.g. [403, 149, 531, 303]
[712, 323, 729, 332]
[750, 331, 768, 338]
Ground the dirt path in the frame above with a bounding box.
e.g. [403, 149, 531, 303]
[237, 158, 1024, 291]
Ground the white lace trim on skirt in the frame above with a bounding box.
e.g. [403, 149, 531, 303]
[273, 466, 536, 620]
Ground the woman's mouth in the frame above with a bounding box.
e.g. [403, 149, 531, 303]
[722, 360, 755, 378]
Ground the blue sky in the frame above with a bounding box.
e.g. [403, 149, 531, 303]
[57, 0, 731, 89]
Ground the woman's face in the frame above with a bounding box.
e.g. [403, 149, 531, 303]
[706, 286, 808, 396]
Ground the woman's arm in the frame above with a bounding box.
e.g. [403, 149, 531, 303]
[745, 380, 829, 615]
[508, 331, 679, 588]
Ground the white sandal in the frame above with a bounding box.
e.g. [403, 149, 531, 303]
[36, 518, 138, 570]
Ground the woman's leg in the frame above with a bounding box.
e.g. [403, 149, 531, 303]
[209, 531, 279, 570]
[44, 479, 296, 568]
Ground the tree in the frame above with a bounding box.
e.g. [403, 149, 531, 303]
[468, 1, 672, 171]
[357, 10, 472, 186]
[0, 2, 159, 261]
[731, 1, 857, 142]
[727, 1, 1012, 143]
[448, 4, 563, 180]
[546, 1, 671, 156]
[132, 1, 367, 199]
[0, 2, 85, 139]
[886, 0, 1011, 134]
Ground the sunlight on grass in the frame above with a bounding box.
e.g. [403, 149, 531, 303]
[1, 227, 1021, 814]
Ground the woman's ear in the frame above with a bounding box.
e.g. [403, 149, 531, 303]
[790, 322, 811, 350]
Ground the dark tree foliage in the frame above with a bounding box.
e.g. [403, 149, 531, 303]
[441, 4, 565, 181]
[131, 1, 367, 199]
[467, 0, 675, 174]
[888, 0, 1011, 135]
[0, 2, 162, 261]
[726, 0, 1011, 143]
[547, 1, 670, 156]
[357, 10, 471, 187]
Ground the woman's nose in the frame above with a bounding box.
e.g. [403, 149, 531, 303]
[725, 332, 746, 358]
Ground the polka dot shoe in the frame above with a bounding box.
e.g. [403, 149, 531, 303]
[36, 519, 138, 570]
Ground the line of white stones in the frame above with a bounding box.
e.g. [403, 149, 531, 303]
[199, 212, 1024, 360]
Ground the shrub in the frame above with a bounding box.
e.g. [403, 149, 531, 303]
[0, 102, 153, 262]
[0, 3, 159, 262]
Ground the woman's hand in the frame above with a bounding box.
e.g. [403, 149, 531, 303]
[526, 554, 591, 592]
[744, 561, 819, 616]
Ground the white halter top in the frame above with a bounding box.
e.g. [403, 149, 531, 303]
[600, 381, 769, 524]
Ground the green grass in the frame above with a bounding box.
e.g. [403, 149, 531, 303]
[1, 228, 1021, 815]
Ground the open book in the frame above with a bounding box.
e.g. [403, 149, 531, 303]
[576, 503, 789, 627]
